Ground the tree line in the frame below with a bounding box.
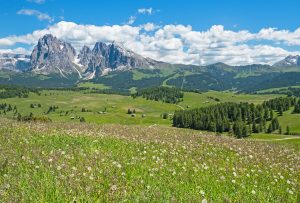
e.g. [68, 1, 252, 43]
[0, 84, 39, 99]
[132, 86, 184, 104]
[293, 99, 300, 114]
[173, 97, 298, 138]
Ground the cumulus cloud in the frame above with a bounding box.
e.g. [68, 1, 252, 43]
[0, 21, 299, 65]
[0, 47, 30, 55]
[141, 23, 160, 32]
[126, 8, 154, 25]
[257, 28, 300, 45]
[127, 16, 136, 25]
[17, 9, 53, 22]
[138, 8, 153, 15]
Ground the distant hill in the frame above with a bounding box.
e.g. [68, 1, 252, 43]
[0, 34, 300, 91]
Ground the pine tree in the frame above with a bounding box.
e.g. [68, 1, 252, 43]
[293, 99, 300, 114]
[228, 125, 233, 137]
[264, 108, 269, 120]
[279, 126, 282, 134]
[286, 126, 290, 135]
[278, 107, 283, 116]
[269, 110, 274, 120]
[267, 123, 273, 133]
[252, 123, 258, 133]
[210, 122, 217, 133]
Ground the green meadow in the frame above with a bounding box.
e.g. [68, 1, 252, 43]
[0, 90, 284, 126]
[0, 88, 300, 202]
[0, 119, 299, 202]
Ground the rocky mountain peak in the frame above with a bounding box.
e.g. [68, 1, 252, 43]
[93, 42, 108, 53]
[0, 34, 160, 79]
[77, 41, 159, 78]
[0, 53, 30, 71]
[30, 34, 77, 76]
[273, 55, 300, 67]
[77, 45, 93, 67]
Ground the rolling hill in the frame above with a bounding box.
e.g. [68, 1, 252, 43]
[1, 35, 300, 92]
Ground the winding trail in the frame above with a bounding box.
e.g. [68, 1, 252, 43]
[252, 136, 300, 142]
[176, 104, 185, 110]
[271, 137, 300, 141]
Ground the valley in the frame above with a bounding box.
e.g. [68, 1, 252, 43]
[0, 35, 300, 202]
[0, 89, 285, 125]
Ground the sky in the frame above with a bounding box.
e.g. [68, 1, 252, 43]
[0, 0, 300, 65]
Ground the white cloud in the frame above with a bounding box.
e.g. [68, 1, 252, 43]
[127, 16, 136, 25]
[0, 21, 300, 65]
[257, 28, 300, 45]
[0, 47, 30, 55]
[17, 9, 53, 22]
[141, 23, 160, 32]
[126, 8, 154, 25]
[27, 0, 45, 4]
[138, 8, 153, 15]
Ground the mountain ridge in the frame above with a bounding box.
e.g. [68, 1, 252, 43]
[273, 55, 300, 67]
[0, 34, 300, 92]
[1, 34, 299, 79]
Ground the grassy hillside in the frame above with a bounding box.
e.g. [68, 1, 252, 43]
[248, 133, 300, 149]
[178, 91, 281, 109]
[0, 63, 300, 92]
[0, 119, 299, 202]
[277, 109, 300, 134]
[0, 90, 283, 125]
[77, 82, 110, 89]
[0, 90, 177, 125]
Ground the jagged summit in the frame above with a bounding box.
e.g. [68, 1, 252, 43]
[27, 34, 160, 78]
[30, 34, 77, 77]
[0, 53, 30, 71]
[1, 34, 299, 80]
[273, 55, 300, 67]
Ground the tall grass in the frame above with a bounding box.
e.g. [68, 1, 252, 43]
[0, 119, 299, 202]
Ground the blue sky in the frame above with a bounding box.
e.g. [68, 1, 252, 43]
[1, 0, 300, 36]
[0, 0, 300, 65]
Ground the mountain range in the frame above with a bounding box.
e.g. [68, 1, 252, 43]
[0, 34, 300, 92]
[1, 34, 299, 78]
[1, 34, 166, 79]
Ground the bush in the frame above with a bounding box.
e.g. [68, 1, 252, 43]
[162, 112, 169, 119]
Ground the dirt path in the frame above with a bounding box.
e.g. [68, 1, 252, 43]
[271, 137, 300, 141]
[176, 104, 185, 110]
[252, 136, 300, 142]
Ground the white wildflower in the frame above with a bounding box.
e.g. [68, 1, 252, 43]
[202, 199, 208, 203]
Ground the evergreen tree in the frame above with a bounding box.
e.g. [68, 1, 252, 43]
[269, 110, 274, 120]
[286, 126, 290, 135]
[293, 99, 300, 114]
[252, 123, 258, 133]
[278, 107, 283, 116]
[267, 124, 273, 133]
[279, 126, 282, 134]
